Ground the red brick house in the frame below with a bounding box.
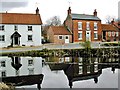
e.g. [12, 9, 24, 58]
[111, 21, 120, 41]
[47, 26, 72, 44]
[102, 24, 119, 42]
[64, 7, 102, 42]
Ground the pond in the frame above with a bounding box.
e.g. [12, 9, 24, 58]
[0, 56, 119, 89]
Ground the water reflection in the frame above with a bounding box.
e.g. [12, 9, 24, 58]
[0, 56, 43, 89]
[46, 56, 119, 88]
[0, 56, 119, 89]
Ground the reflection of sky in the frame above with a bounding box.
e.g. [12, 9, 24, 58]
[73, 68, 118, 88]
[17, 66, 118, 89]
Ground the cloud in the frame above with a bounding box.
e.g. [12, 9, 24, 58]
[0, 1, 28, 11]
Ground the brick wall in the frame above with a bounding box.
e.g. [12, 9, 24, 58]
[72, 20, 102, 42]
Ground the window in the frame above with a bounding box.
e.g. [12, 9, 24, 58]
[14, 25, 18, 31]
[94, 22, 98, 30]
[0, 35, 5, 41]
[94, 65, 98, 72]
[116, 32, 119, 37]
[78, 22, 82, 30]
[78, 31, 82, 40]
[112, 32, 115, 36]
[28, 68, 34, 75]
[1, 61, 5, 67]
[108, 32, 111, 37]
[94, 32, 98, 39]
[28, 26, 32, 31]
[28, 35, 32, 41]
[58, 36, 63, 39]
[2, 71, 6, 77]
[79, 66, 83, 74]
[28, 60, 34, 66]
[0, 25, 4, 31]
[65, 36, 69, 39]
[87, 66, 90, 73]
[86, 22, 90, 30]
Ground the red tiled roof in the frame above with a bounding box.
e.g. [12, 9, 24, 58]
[113, 22, 120, 29]
[50, 26, 71, 35]
[102, 24, 118, 31]
[0, 13, 42, 25]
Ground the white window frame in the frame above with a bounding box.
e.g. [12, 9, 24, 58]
[28, 35, 33, 41]
[1, 71, 6, 77]
[94, 22, 98, 30]
[0, 25, 4, 31]
[1, 61, 6, 67]
[86, 22, 90, 30]
[112, 32, 115, 36]
[94, 31, 98, 39]
[58, 35, 63, 40]
[108, 32, 111, 37]
[78, 22, 82, 30]
[0, 35, 5, 42]
[79, 66, 83, 74]
[28, 26, 32, 31]
[28, 59, 34, 66]
[116, 32, 119, 37]
[78, 31, 82, 40]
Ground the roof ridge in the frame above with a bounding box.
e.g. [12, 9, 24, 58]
[0, 13, 36, 15]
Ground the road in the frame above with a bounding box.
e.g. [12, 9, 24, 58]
[0, 42, 119, 53]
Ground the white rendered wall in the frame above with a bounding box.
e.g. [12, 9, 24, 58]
[0, 24, 42, 47]
[0, 56, 42, 77]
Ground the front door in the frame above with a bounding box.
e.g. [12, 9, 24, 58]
[65, 36, 69, 43]
[86, 31, 91, 41]
[14, 37, 19, 45]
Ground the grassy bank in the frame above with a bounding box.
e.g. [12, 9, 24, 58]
[1, 47, 120, 58]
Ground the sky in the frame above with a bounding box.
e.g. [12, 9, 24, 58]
[0, 0, 120, 24]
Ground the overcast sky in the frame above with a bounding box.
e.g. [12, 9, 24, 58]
[0, 0, 120, 24]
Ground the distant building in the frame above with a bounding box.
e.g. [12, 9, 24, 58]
[102, 24, 119, 42]
[0, 7, 42, 47]
[47, 26, 72, 44]
[64, 7, 102, 42]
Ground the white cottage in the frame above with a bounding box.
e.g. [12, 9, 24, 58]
[0, 8, 42, 47]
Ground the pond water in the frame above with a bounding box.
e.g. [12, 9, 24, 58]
[0, 56, 119, 89]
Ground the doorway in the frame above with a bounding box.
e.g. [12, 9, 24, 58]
[65, 36, 69, 43]
[86, 31, 91, 41]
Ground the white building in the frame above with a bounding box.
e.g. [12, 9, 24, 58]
[0, 8, 42, 47]
[0, 56, 42, 77]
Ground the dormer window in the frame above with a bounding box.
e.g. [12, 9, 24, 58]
[28, 26, 32, 31]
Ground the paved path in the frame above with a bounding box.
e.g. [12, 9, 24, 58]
[0, 42, 119, 53]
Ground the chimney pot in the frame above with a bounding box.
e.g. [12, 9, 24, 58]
[36, 7, 39, 14]
[93, 9, 97, 17]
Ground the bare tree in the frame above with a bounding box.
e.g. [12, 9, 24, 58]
[105, 15, 116, 24]
[45, 16, 61, 26]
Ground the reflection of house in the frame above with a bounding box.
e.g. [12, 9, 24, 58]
[102, 24, 119, 42]
[0, 56, 43, 89]
[0, 7, 42, 47]
[64, 7, 102, 42]
[47, 26, 72, 44]
[48, 57, 102, 88]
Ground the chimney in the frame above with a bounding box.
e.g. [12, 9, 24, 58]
[36, 7, 39, 15]
[111, 18, 114, 24]
[68, 7, 71, 15]
[93, 9, 97, 17]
